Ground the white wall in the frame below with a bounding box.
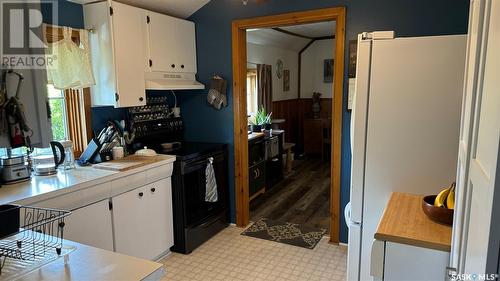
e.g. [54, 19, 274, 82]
[246, 42, 299, 101]
[300, 39, 335, 98]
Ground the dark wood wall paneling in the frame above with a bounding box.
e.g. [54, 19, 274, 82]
[272, 98, 332, 152]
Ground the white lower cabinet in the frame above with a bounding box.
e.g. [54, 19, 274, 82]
[113, 178, 174, 260]
[373, 241, 449, 281]
[63, 199, 114, 251]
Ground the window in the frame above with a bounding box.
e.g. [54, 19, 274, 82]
[247, 69, 258, 115]
[47, 84, 69, 141]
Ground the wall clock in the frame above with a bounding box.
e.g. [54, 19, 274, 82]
[276, 59, 283, 79]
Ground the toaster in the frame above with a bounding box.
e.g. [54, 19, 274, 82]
[0, 155, 31, 185]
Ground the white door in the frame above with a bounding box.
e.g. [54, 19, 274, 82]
[454, 0, 500, 276]
[449, 0, 487, 274]
[111, 1, 146, 107]
[148, 12, 180, 73]
[64, 199, 114, 251]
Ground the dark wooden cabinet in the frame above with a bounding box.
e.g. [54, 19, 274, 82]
[265, 132, 283, 189]
[249, 161, 266, 198]
[303, 118, 331, 157]
[248, 131, 284, 200]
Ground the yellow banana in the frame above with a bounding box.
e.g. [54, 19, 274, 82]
[434, 184, 452, 208]
[446, 183, 456, 210]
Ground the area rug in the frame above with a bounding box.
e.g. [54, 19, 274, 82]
[241, 218, 326, 249]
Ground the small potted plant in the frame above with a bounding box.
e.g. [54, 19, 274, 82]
[250, 106, 269, 132]
[264, 112, 272, 131]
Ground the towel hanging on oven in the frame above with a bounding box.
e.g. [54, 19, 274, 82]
[205, 157, 218, 202]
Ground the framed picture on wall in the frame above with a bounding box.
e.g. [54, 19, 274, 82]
[348, 40, 358, 78]
[323, 59, 334, 83]
[283, 69, 290, 91]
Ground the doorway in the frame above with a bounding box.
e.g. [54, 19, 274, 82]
[245, 22, 336, 234]
[232, 7, 345, 243]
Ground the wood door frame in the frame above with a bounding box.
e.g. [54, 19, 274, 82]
[232, 7, 346, 243]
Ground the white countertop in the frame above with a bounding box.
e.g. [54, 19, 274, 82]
[18, 239, 165, 281]
[0, 155, 176, 206]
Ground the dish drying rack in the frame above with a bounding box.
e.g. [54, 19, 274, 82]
[0, 206, 73, 280]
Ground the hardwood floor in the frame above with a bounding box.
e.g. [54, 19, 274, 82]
[250, 157, 331, 234]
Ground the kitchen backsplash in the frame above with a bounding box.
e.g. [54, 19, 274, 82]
[90, 90, 201, 137]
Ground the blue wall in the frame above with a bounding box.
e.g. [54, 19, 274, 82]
[41, 0, 84, 29]
[186, 0, 469, 243]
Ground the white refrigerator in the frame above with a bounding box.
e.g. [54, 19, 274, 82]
[345, 32, 466, 281]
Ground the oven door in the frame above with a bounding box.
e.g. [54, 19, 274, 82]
[180, 151, 227, 227]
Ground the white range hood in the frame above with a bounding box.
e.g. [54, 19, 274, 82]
[145, 72, 205, 90]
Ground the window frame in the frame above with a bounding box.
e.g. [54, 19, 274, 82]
[47, 84, 70, 141]
[246, 69, 258, 116]
[44, 24, 93, 157]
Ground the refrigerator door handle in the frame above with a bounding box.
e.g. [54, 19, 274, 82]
[344, 202, 351, 226]
[344, 202, 362, 227]
[370, 239, 385, 280]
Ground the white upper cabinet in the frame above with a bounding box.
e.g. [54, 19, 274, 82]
[84, 0, 147, 108]
[84, 1, 200, 107]
[110, 1, 148, 107]
[147, 11, 197, 74]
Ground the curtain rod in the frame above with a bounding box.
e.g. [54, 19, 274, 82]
[44, 23, 94, 33]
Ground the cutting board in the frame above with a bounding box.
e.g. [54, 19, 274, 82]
[93, 161, 145, 172]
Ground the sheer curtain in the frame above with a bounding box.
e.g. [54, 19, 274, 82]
[45, 26, 95, 90]
[44, 25, 94, 155]
[257, 64, 272, 113]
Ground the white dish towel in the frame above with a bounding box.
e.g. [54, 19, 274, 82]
[205, 157, 218, 202]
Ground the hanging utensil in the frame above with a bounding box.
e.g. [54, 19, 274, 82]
[3, 70, 32, 148]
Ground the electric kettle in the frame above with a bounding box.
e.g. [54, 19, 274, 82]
[33, 141, 65, 176]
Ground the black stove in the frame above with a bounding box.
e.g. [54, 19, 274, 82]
[168, 142, 229, 254]
[129, 113, 229, 254]
[164, 142, 227, 161]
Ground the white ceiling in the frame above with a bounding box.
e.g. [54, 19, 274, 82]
[247, 21, 335, 52]
[281, 21, 336, 38]
[247, 29, 310, 52]
[71, 0, 210, 18]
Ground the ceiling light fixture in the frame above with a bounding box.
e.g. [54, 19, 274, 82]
[242, 0, 248, 5]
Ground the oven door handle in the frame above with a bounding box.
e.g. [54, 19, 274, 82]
[181, 153, 224, 174]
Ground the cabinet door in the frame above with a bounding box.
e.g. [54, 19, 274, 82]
[113, 185, 149, 259]
[384, 242, 449, 281]
[64, 199, 114, 251]
[174, 19, 197, 73]
[148, 11, 179, 73]
[113, 178, 174, 260]
[148, 13, 197, 73]
[111, 1, 146, 107]
[146, 178, 174, 253]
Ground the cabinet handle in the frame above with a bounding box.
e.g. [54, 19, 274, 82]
[171, 64, 176, 68]
[139, 97, 144, 102]
[150, 187, 156, 193]
[138, 192, 144, 198]
[181, 64, 185, 69]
